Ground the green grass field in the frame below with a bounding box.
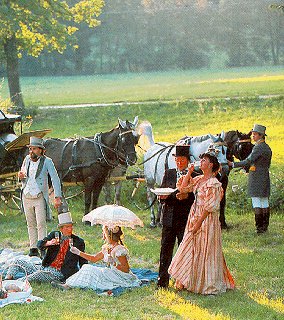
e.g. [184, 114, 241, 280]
[0, 72, 284, 319]
[1, 66, 284, 106]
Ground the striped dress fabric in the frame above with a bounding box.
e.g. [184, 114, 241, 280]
[168, 175, 235, 295]
[65, 245, 141, 290]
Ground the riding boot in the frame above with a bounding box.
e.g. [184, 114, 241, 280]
[262, 207, 270, 232]
[254, 207, 264, 234]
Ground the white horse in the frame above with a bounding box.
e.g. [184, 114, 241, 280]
[138, 121, 229, 227]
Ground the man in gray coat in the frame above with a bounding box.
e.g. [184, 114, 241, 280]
[228, 124, 272, 233]
[19, 136, 62, 256]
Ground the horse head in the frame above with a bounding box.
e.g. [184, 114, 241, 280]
[234, 130, 253, 161]
[117, 117, 138, 166]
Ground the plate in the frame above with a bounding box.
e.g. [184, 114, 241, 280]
[150, 188, 177, 196]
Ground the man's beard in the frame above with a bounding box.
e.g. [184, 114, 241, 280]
[30, 153, 40, 161]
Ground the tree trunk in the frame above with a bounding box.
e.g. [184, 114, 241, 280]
[3, 35, 25, 113]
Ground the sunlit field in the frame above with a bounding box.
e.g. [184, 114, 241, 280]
[1, 67, 284, 107]
[0, 92, 284, 318]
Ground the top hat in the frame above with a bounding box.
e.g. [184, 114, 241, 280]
[251, 124, 267, 136]
[27, 136, 46, 149]
[58, 212, 74, 227]
[172, 145, 190, 159]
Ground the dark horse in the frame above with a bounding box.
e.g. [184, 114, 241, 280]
[219, 130, 253, 228]
[44, 118, 138, 215]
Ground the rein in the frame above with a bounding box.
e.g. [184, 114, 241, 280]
[138, 143, 175, 166]
[56, 130, 134, 175]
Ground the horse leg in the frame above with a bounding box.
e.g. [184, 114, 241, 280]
[146, 186, 156, 228]
[156, 202, 162, 227]
[219, 175, 228, 229]
[114, 182, 122, 205]
[102, 181, 112, 204]
[89, 178, 107, 211]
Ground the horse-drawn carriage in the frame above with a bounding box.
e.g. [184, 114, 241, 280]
[0, 110, 140, 216]
[0, 110, 51, 212]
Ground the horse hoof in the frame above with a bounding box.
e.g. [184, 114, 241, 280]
[149, 222, 157, 228]
[84, 221, 91, 226]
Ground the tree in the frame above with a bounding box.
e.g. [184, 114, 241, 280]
[0, 0, 104, 112]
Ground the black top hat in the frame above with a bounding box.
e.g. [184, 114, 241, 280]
[172, 145, 190, 159]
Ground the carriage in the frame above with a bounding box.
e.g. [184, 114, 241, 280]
[0, 109, 51, 212]
[0, 110, 140, 216]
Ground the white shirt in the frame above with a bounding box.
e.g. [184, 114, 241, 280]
[23, 160, 42, 196]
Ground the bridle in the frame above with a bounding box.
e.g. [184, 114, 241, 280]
[116, 129, 137, 166]
[233, 138, 252, 160]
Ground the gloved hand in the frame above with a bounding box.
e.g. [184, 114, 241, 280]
[70, 246, 81, 256]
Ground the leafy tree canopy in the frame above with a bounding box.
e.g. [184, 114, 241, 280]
[0, 0, 104, 58]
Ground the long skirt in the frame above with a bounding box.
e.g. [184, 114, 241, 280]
[66, 264, 141, 290]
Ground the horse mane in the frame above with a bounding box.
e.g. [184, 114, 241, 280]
[137, 121, 155, 151]
[189, 133, 214, 143]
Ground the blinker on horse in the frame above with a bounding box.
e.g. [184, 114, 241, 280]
[44, 118, 138, 216]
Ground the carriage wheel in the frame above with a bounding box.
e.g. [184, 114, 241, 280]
[0, 189, 22, 213]
[0, 174, 22, 213]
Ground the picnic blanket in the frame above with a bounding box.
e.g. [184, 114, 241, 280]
[0, 248, 158, 297]
[0, 249, 44, 308]
[94, 267, 158, 296]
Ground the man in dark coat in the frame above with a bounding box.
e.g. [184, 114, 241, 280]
[5, 212, 87, 282]
[228, 124, 272, 233]
[157, 145, 195, 288]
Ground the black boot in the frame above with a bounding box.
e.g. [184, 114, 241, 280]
[262, 207, 270, 232]
[254, 207, 264, 234]
[28, 248, 39, 257]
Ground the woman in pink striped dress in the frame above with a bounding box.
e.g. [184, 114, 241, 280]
[168, 152, 235, 295]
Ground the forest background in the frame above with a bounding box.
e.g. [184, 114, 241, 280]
[1, 0, 283, 78]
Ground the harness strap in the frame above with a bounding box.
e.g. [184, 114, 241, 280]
[138, 143, 174, 166]
[72, 139, 79, 168]
[59, 140, 73, 180]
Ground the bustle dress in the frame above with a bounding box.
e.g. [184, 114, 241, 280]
[168, 175, 235, 295]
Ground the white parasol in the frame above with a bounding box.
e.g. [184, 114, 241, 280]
[82, 204, 144, 229]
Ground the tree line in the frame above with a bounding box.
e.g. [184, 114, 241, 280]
[0, 0, 283, 109]
[14, 0, 284, 77]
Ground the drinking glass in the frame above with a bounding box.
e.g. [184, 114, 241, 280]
[54, 231, 60, 244]
[193, 160, 201, 168]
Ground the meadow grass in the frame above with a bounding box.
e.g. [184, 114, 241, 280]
[1, 66, 284, 106]
[0, 98, 284, 319]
